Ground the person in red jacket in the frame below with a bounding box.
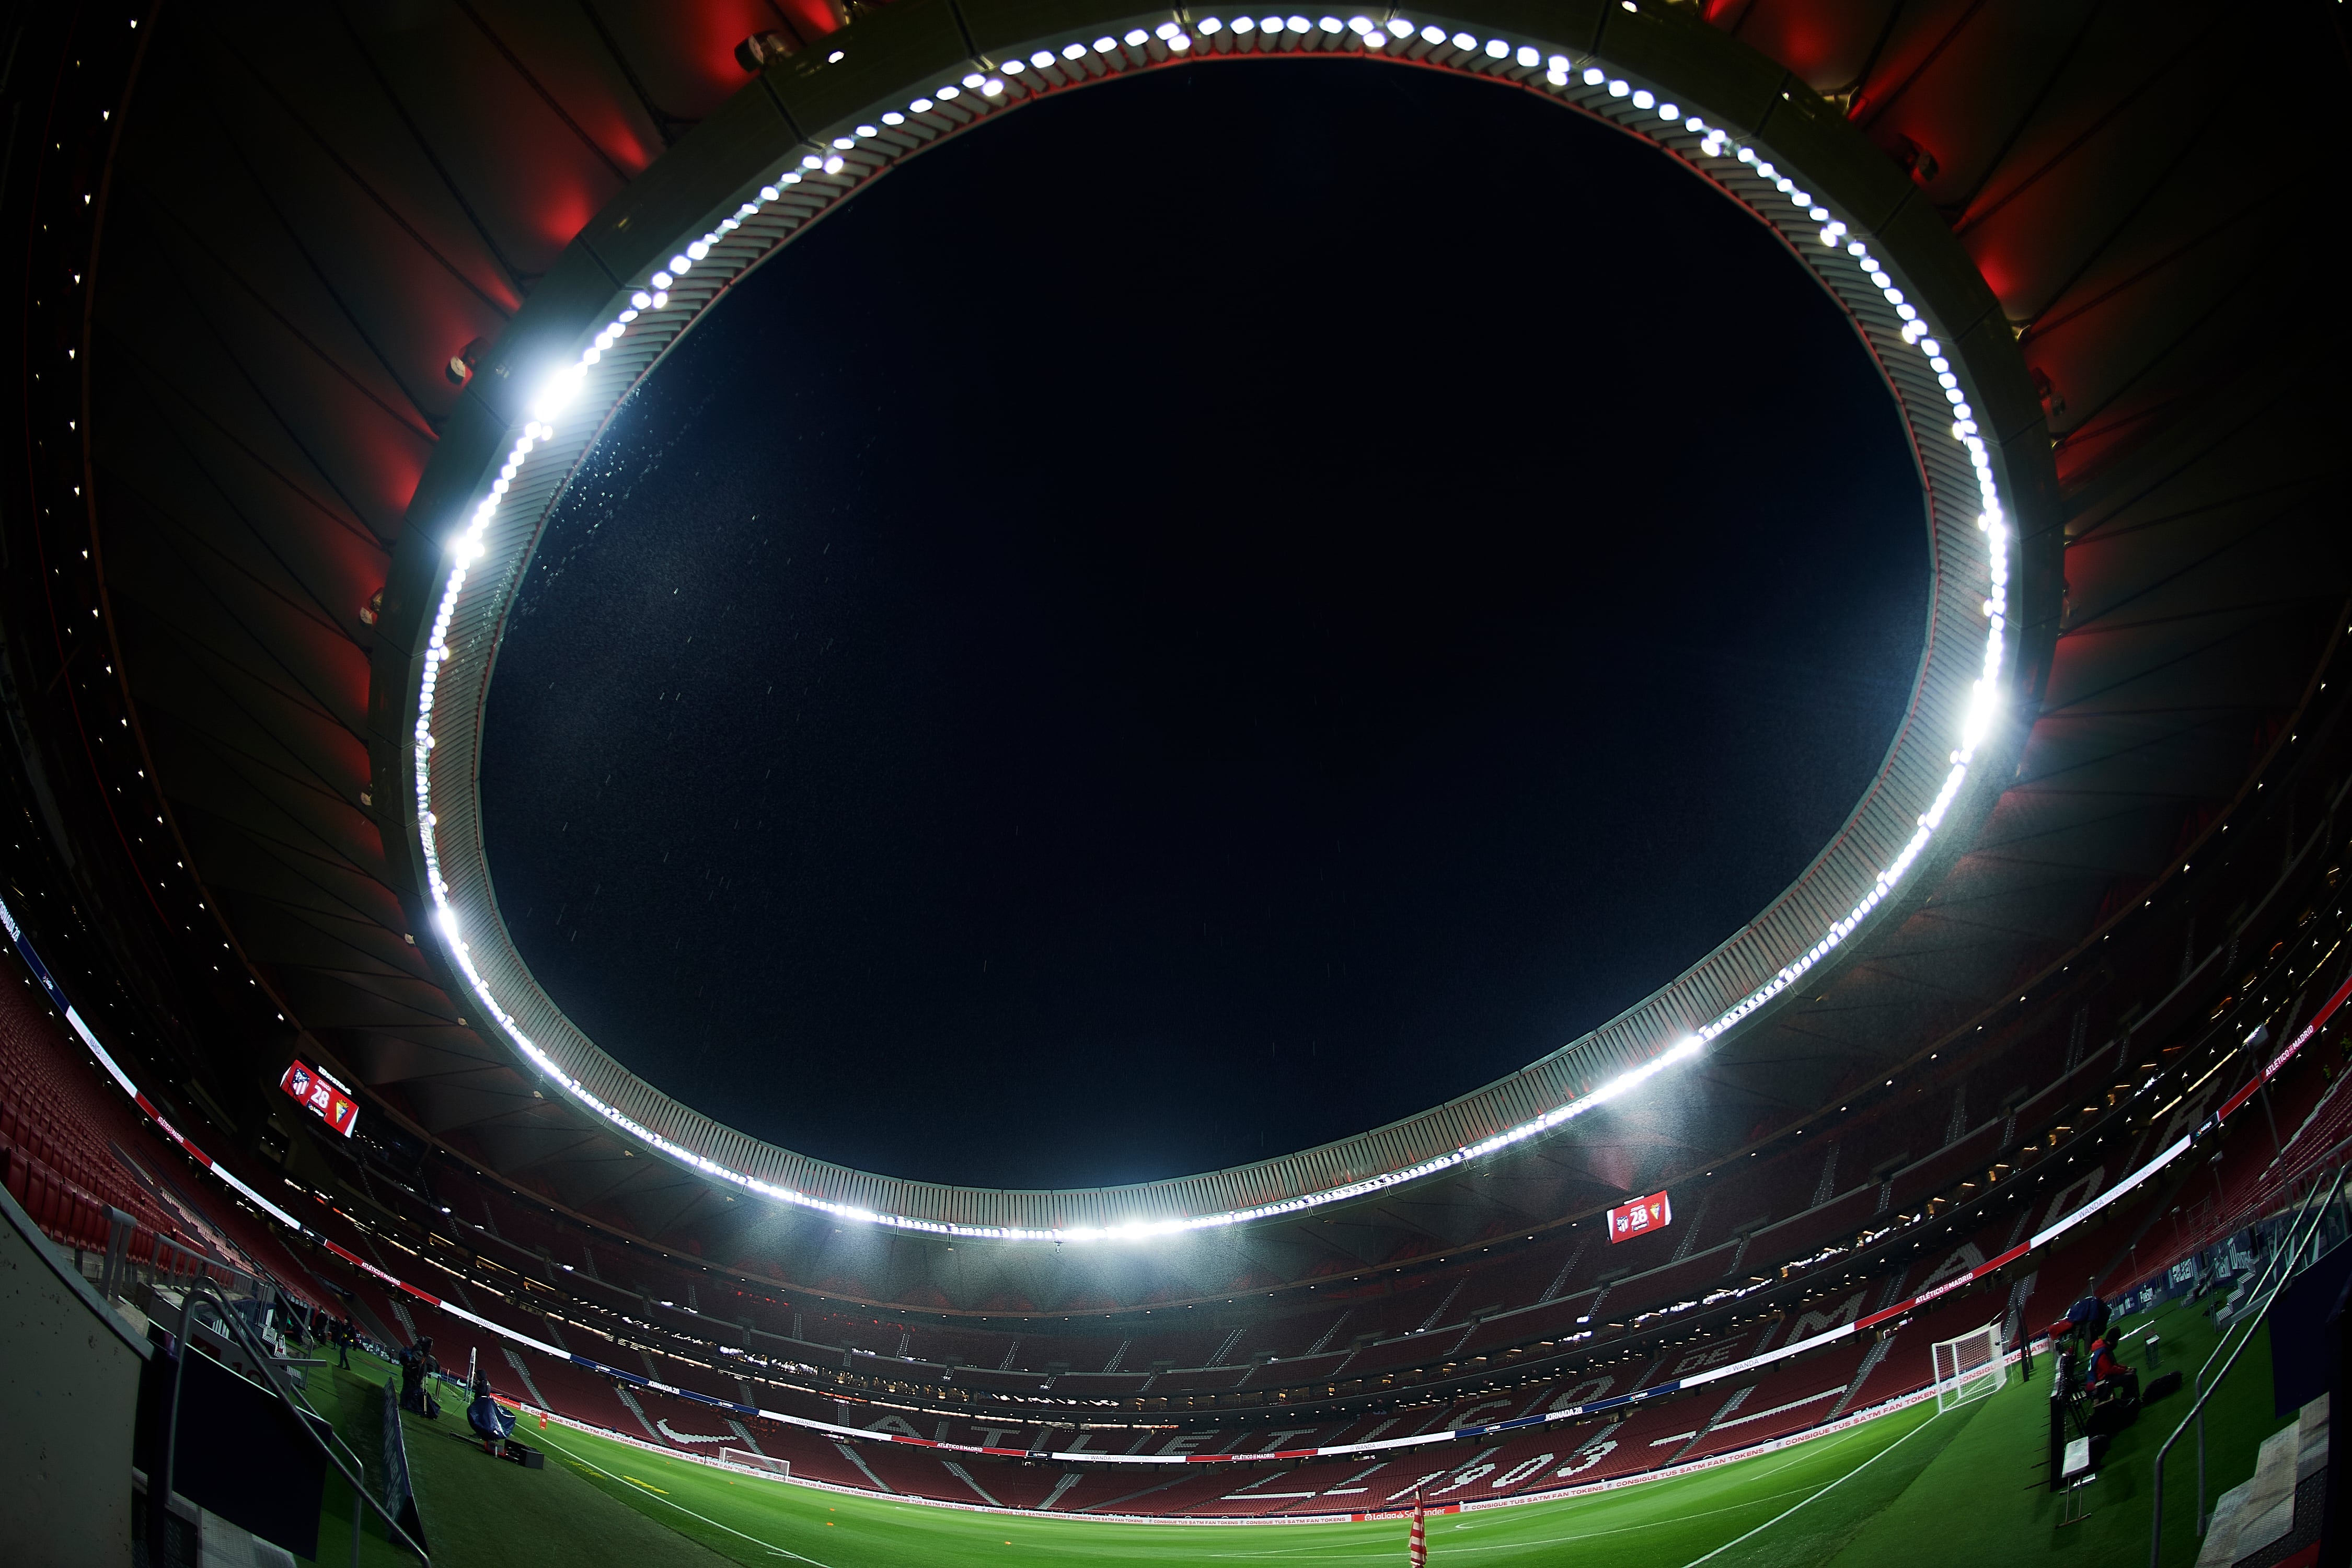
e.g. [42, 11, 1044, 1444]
[2077, 1325, 2142, 1427]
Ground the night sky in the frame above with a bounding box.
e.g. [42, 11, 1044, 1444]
[479, 60, 1928, 1191]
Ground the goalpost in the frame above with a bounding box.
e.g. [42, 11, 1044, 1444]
[1931, 1321, 2007, 1412]
[720, 1448, 790, 1479]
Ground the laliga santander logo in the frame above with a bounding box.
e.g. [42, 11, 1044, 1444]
[1607, 1190, 1673, 1243]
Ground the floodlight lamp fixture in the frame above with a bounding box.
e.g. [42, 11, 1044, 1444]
[531, 365, 585, 422]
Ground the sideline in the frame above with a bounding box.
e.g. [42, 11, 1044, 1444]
[1677, 1403, 1947, 1567]
[536, 1426, 835, 1567]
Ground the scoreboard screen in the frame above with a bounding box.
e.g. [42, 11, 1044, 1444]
[1607, 1190, 1671, 1243]
[279, 1058, 359, 1137]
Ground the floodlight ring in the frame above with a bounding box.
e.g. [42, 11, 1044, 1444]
[377, 0, 2056, 1243]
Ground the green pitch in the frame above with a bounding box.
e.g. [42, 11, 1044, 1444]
[310, 1295, 2280, 1568]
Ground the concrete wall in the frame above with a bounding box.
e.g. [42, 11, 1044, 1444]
[0, 1185, 147, 1566]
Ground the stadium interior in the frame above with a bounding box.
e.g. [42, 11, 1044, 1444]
[4, 1, 2350, 1566]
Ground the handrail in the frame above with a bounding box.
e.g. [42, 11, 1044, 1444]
[271, 1355, 378, 1568]
[2193, 1165, 2345, 1530]
[2148, 1162, 2347, 1567]
[2185, 1174, 2327, 1397]
[163, 1277, 431, 1564]
[2174, 1123, 2352, 1301]
[264, 1357, 376, 1568]
[2150, 1165, 2340, 1560]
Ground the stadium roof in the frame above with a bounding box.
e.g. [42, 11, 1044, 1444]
[7, 0, 2345, 1313]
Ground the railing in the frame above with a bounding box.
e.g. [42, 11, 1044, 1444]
[2165, 1080, 2352, 1269]
[1, 1134, 268, 1301]
[154, 1277, 431, 1565]
[97, 1205, 273, 1306]
[81, 1205, 388, 1387]
[2148, 1160, 2349, 1567]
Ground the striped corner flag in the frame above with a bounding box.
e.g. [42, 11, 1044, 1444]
[1409, 1493, 1427, 1566]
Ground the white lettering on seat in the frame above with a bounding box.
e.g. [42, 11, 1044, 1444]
[655, 1420, 730, 1445]
[1918, 1241, 1987, 1293]
[2040, 1167, 2107, 1234]
[1790, 1289, 1867, 1341]
[1708, 1387, 1842, 1433]
[1385, 1470, 1451, 1502]
[1669, 1341, 1742, 1378]
[1550, 1376, 1615, 1411]
[1446, 1399, 1514, 1431]
[1555, 1441, 1616, 1477]
[1491, 1453, 1556, 1489]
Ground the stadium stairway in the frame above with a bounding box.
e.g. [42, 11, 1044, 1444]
[2197, 1395, 2330, 1568]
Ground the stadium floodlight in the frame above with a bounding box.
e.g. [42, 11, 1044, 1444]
[394, 0, 2040, 1245]
[1932, 1321, 2007, 1412]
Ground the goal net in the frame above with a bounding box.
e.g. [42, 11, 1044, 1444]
[1931, 1322, 2007, 1412]
[720, 1448, 790, 1479]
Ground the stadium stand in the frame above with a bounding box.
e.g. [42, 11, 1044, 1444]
[0, 977, 192, 1255]
[1671, 1350, 1871, 1463]
[0, 974, 344, 1325]
[0, 295, 2327, 1527]
[3, 1, 2348, 1562]
[342, 877, 2340, 1520]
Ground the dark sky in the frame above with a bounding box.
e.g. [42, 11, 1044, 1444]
[479, 60, 1927, 1192]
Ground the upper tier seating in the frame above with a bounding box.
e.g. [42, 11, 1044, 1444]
[8, 727, 2339, 1520]
[0, 972, 187, 1252]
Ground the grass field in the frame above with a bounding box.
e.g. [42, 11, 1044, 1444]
[295, 1294, 2285, 1568]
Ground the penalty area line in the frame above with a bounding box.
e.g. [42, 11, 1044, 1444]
[1677, 1406, 1944, 1568]
[536, 1428, 833, 1565]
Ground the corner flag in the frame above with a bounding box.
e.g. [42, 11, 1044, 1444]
[1409, 1494, 1427, 1566]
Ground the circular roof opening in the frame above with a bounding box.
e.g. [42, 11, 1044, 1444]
[478, 61, 1928, 1190]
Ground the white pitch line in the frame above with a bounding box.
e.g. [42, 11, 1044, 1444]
[1438, 1483, 1835, 1555]
[1204, 1482, 1829, 1562]
[537, 1428, 832, 1565]
[535, 1394, 1926, 1568]
[1203, 1419, 1906, 1564]
[1194, 1408, 1908, 1563]
[1677, 1407, 1943, 1568]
